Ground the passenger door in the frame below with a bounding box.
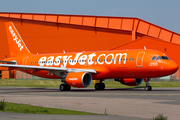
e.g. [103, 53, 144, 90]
[22, 57, 29, 65]
[136, 52, 145, 67]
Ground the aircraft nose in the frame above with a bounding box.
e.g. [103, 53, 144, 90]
[168, 61, 178, 74]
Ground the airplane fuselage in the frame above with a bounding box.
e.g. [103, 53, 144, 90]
[4, 49, 177, 80]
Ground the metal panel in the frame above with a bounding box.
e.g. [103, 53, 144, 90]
[0, 13, 9, 17]
[148, 25, 161, 38]
[121, 19, 133, 31]
[171, 34, 180, 44]
[58, 16, 70, 23]
[83, 17, 95, 26]
[22, 14, 33, 20]
[137, 21, 150, 34]
[70, 16, 83, 25]
[45, 15, 57, 22]
[96, 17, 109, 28]
[10, 14, 21, 19]
[33, 15, 45, 21]
[159, 29, 172, 42]
[108, 18, 122, 29]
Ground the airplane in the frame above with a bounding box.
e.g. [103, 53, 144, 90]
[0, 22, 178, 91]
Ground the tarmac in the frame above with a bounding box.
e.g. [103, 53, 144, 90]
[0, 87, 180, 120]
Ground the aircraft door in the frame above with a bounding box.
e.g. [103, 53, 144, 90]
[136, 52, 145, 67]
[22, 57, 29, 65]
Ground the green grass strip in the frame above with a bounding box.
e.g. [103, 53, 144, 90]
[0, 102, 96, 115]
[0, 79, 180, 88]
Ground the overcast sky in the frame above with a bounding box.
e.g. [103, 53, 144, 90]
[0, 0, 180, 33]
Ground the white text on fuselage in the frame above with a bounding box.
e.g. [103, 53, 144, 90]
[38, 52, 127, 68]
[9, 26, 24, 51]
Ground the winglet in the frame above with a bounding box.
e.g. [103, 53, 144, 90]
[5, 22, 32, 57]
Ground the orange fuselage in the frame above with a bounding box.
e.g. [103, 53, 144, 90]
[4, 49, 178, 80]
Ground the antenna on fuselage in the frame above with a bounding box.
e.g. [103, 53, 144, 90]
[63, 50, 65, 53]
[144, 46, 146, 50]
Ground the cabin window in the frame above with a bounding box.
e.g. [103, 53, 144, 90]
[161, 56, 169, 60]
[152, 56, 156, 60]
[156, 56, 161, 60]
[129, 58, 131, 61]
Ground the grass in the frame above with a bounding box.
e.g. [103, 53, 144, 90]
[0, 98, 6, 110]
[0, 79, 180, 88]
[0, 79, 61, 88]
[0, 101, 96, 115]
[152, 114, 168, 120]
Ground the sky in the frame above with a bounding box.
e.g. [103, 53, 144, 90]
[0, 0, 180, 33]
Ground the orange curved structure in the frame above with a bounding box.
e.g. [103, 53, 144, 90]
[0, 12, 179, 80]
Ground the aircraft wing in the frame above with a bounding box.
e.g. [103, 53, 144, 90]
[0, 63, 97, 73]
[0, 60, 16, 64]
